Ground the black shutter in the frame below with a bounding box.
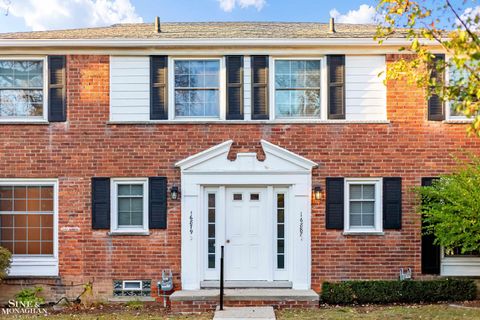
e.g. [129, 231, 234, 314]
[428, 54, 445, 121]
[150, 56, 168, 120]
[149, 177, 167, 229]
[383, 177, 402, 229]
[327, 55, 345, 120]
[226, 56, 244, 120]
[421, 177, 441, 274]
[251, 56, 269, 120]
[92, 178, 110, 229]
[48, 55, 67, 122]
[326, 178, 344, 229]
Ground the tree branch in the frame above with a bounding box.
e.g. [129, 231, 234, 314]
[445, 0, 480, 45]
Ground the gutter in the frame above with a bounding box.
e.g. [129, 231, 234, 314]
[0, 38, 442, 48]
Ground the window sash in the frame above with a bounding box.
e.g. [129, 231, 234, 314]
[0, 59, 46, 120]
[272, 58, 324, 119]
[111, 179, 148, 233]
[0, 183, 55, 257]
[173, 59, 221, 119]
[344, 179, 383, 233]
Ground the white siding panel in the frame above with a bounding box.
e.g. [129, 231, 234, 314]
[110, 56, 150, 122]
[345, 55, 386, 121]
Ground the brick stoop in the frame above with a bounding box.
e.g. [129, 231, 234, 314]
[170, 289, 319, 313]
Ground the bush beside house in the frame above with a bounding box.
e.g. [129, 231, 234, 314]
[0, 246, 11, 280]
[321, 279, 477, 304]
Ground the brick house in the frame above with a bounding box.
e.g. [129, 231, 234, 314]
[0, 20, 478, 310]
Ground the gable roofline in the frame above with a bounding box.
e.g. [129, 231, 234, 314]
[0, 37, 442, 48]
[175, 139, 318, 172]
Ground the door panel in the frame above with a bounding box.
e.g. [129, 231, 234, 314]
[225, 188, 269, 280]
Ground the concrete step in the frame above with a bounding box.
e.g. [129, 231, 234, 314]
[170, 288, 319, 302]
[201, 280, 292, 289]
[214, 306, 276, 320]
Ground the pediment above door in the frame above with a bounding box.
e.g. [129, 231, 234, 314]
[175, 140, 318, 173]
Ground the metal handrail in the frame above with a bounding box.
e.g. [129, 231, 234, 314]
[220, 245, 224, 310]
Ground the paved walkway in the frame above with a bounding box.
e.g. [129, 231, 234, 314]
[213, 306, 276, 320]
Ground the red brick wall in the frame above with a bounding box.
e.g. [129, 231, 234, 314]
[0, 54, 479, 300]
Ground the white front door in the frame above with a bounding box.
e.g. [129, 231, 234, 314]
[225, 188, 269, 280]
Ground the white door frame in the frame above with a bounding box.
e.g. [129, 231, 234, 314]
[176, 140, 318, 290]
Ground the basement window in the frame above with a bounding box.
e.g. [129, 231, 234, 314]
[113, 280, 151, 297]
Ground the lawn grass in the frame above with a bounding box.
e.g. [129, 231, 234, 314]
[6, 304, 480, 319]
[277, 304, 480, 320]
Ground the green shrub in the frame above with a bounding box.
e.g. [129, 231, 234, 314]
[0, 246, 12, 280]
[15, 287, 45, 306]
[321, 279, 476, 305]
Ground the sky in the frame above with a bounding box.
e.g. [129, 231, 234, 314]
[0, 0, 477, 33]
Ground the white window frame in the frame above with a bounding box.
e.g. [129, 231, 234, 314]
[168, 56, 226, 121]
[0, 178, 58, 276]
[110, 178, 149, 234]
[122, 280, 143, 291]
[344, 178, 383, 234]
[0, 56, 49, 123]
[269, 56, 328, 121]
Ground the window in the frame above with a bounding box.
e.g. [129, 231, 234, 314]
[274, 59, 322, 118]
[113, 280, 151, 297]
[207, 193, 216, 269]
[345, 179, 382, 233]
[0, 185, 54, 255]
[0, 59, 45, 120]
[447, 61, 477, 120]
[276, 193, 285, 269]
[174, 59, 220, 118]
[111, 179, 148, 233]
[0, 179, 58, 277]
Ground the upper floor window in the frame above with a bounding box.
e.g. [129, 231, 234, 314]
[447, 61, 477, 120]
[0, 59, 45, 119]
[174, 59, 220, 118]
[274, 59, 322, 118]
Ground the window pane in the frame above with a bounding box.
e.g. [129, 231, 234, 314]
[350, 214, 362, 226]
[350, 202, 362, 214]
[118, 198, 130, 212]
[118, 212, 130, 225]
[131, 198, 143, 212]
[277, 255, 285, 269]
[362, 201, 375, 214]
[362, 185, 375, 199]
[350, 185, 362, 200]
[130, 211, 143, 226]
[0, 89, 43, 117]
[362, 214, 375, 227]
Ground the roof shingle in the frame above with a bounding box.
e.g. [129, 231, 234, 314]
[0, 22, 407, 40]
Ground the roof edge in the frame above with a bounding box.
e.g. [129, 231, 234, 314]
[0, 37, 443, 48]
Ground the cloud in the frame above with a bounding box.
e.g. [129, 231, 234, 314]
[330, 4, 378, 24]
[218, 0, 266, 12]
[459, 6, 480, 31]
[0, 0, 143, 31]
